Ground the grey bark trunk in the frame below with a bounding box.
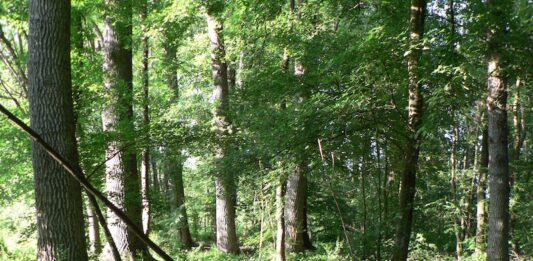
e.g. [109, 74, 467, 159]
[101, 0, 149, 258]
[392, 1, 426, 260]
[207, 9, 240, 254]
[486, 1, 510, 260]
[28, 0, 89, 259]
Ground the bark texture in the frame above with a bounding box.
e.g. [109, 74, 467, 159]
[101, 0, 148, 258]
[284, 164, 311, 252]
[486, 1, 510, 259]
[392, 1, 426, 260]
[28, 0, 88, 260]
[207, 9, 240, 254]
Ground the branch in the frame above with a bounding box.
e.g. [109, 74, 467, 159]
[86, 193, 122, 261]
[0, 103, 174, 261]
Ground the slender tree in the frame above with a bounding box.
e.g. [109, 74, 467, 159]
[476, 126, 489, 254]
[28, 0, 88, 259]
[206, 4, 240, 253]
[392, 0, 427, 260]
[486, 0, 510, 259]
[167, 154, 196, 249]
[140, 0, 152, 236]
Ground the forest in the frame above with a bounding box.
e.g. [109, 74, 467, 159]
[0, 0, 532, 260]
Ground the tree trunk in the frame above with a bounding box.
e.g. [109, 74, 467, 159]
[450, 125, 463, 261]
[168, 156, 196, 249]
[275, 178, 286, 261]
[28, 0, 89, 259]
[87, 196, 103, 256]
[101, 0, 149, 258]
[206, 8, 240, 254]
[392, 1, 426, 260]
[510, 79, 524, 257]
[476, 127, 489, 254]
[285, 163, 312, 252]
[140, 1, 151, 236]
[486, 1, 510, 260]
[151, 159, 160, 193]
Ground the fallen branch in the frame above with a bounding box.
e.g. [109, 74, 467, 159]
[0, 103, 174, 261]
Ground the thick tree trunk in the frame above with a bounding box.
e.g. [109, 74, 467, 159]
[476, 127, 489, 254]
[101, 0, 149, 258]
[392, 1, 426, 260]
[28, 0, 88, 259]
[140, 2, 151, 236]
[207, 9, 240, 254]
[285, 163, 313, 252]
[486, 1, 510, 260]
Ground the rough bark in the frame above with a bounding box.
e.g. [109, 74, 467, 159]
[207, 9, 240, 254]
[140, 1, 151, 236]
[28, 0, 88, 259]
[486, 1, 510, 259]
[284, 163, 312, 252]
[392, 1, 426, 260]
[101, 0, 148, 258]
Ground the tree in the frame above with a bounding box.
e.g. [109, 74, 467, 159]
[206, 4, 240, 254]
[486, 0, 511, 259]
[140, 0, 152, 236]
[27, 0, 88, 259]
[167, 154, 196, 249]
[101, 0, 149, 258]
[392, 0, 427, 260]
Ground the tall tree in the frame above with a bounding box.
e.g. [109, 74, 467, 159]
[140, 0, 152, 236]
[27, 0, 88, 259]
[486, 0, 510, 259]
[392, 0, 427, 260]
[206, 4, 240, 254]
[101, 0, 149, 258]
